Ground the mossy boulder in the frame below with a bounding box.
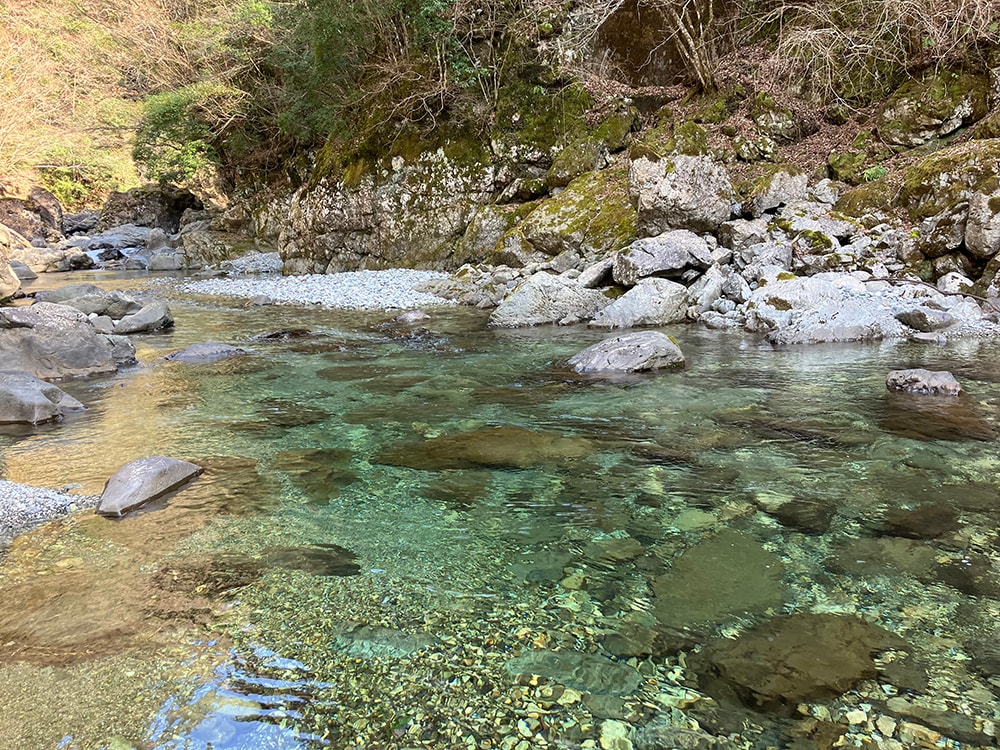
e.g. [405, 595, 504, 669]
[826, 130, 893, 185]
[836, 180, 901, 218]
[900, 138, 1000, 219]
[971, 109, 1000, 140]
[493, 80, 594, 166]
[741, 164, 808, 217]
[751, 92, 801, 142]
[512, 165, 637, 261]
[734, 134, 776, 162]
[546, 108, 636, 188]
[877, 70, 992, 148]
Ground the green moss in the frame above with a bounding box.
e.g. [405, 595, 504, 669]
[900, 138, 1000, 218]
[776, 271, 797, 281]
[989, 196, 1000, 213]
[494, 79, 593, 153]
[879, 70, 992, 146]
[767, 296, 792, 310]
[972, 111, 1000, 140]
[665, 121, 709, 156]
[827, 150, 867, 184]
[737, 163, 803, 203]
[546, 107, 636, 188]
[836, 179, 901, 217]
[513, 165, 637, 259]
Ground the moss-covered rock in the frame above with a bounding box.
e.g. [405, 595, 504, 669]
[751, 92, 800, 142]
[741, 164, 808, 217]
[877, 70, 992, 148]
[900, 138, 1000, 219]
[835, 180, 901, 219]
[546, 107, 636, 188]
[826, 130, 893, 185]
[971, 109, 1000, 140]
[492, 79, 594, 166]
[512, 165, 637, 261]
[734, 134, 776, 162]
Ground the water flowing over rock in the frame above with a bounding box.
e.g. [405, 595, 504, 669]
[568, 331, 685, 373]
[590, 278, 688, 328]
[504, 650, 641, 696]
[0, 302, 121, 379]
[886, 369, 962, 396]
[698, 613, 910, 715]
[0, 370, 84, 424]
[378, 425, 593, 470]
[488, 272, 610, 327]
[628, 154, 733, 235]
[652, 529, 785, 631]
[96, 456, 203, 517]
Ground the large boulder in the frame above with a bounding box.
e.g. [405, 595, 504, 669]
[567, 330, 685, 373]
[0, 188, 63, 243]
[33, 284, 143, 319]
[589, 278, 688, 328]
[0, 226, 21, 301]
[965, 187, 1000, 259]
[886, 369, 962, 396]
[0, 370, 84, 424]
[900, 138, 1000, 219]
[877, 70, 991, 148]
[488, 272, 610, 327]
[0, 302, 121, 378]
[628, 154, 733, 235]
[96, 456, 203, 517]
[612, 229, 712, 285]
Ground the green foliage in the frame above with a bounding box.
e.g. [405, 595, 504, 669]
[132, 81, 239, 184]
[36, 149, 120, 209]
[863, 165, 889, 182]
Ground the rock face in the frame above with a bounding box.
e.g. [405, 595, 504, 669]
[568, 331, 685, 373]
[98, 186, 201, 233]
[886, 369, 962, 396]
[0, 303, 121, 379]
[699, 613, 910, 714]
[96, 456, 203, 517]
[0, 370, 85, 424]
[488, 272, 610, 327]
[629, 154, 733, 235]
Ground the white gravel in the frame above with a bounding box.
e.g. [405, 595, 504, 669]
[178, 269, 456, 311]
[0, 480, 97, 545]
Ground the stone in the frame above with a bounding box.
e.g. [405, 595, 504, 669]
[568, 331, 685, 373]
[877, 70, 991, 148]
[165, 342, 247, 363]
[748, 168, 808, 217]
[717, 218, 768, 252]
[504, 650, 642, 696]
[652, 529, 785, 630]
[629, 154, 733, 235]
[880, 504, 959, 540]
[827, 537, 938, 579]
[33, 284, 142, 319]
[589, 278, 689, 328]
[98, 186, 202, 233]
[96, 456, 203, 517]
[0, 224, 26, 301]
[7, 259, 36, 281]
[894, 308, 955, 332]
[0, 302, 119, 379]
[578, 258, 614, 288]
[965, 187, 1000, 259]
[612, 230, 712, 286]
[114, 300, 174, 334]
[880, 390, 995, 441]
[0, 370, 85, 424]
[377, 425, 593, 471]
[699, 613, 909, 715]
[885, 369, 962, 396]
[488, 272, 611, 327]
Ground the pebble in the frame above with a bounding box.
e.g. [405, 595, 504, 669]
[178, 269, 457, 310]
[0, 479, 98, 544]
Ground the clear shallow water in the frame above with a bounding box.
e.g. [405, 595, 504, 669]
[0, 272, 999, 748]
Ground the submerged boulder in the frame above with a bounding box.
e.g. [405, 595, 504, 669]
[0, 370, 84, 424]
[569, 331, 685, 373]
[886, 368, 962, 396]
[166, 342, 247, 363]
[96, 456, 203, 517]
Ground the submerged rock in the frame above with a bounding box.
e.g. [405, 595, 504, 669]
[96, 456, 203, 517]
[378, 425, 593, 470]
[652, 529, 785, 631]
[166, 342, 247, 362]
[568, 331, 685, 373]
[699, 613, 909, 714]
[0, 370, 85, 424]
[263, 544, 360, 576]
[504, 650, 641, 696]
[879, 391, 995, 441]
[272, 448, 357, 504]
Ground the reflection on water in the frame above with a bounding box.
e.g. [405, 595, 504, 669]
[1, 273, 999, 748]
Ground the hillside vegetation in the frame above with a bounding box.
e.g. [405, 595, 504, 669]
[2, 0, 998, 206]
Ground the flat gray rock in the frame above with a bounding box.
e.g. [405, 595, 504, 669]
[568, 331, 685, 373]
[0, 370, 84, 424]
[96, 456, 203, 517]
[0, 302, 119, 379]
[114, 299, 174, 334]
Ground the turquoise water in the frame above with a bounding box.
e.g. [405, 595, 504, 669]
[1, 273, 999, 748]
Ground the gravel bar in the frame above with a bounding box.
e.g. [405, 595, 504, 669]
[0, 480, 97, 545]
[177, 269, 456, 311]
